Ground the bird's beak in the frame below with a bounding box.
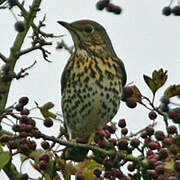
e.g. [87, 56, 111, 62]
[57, 21, 73, 31]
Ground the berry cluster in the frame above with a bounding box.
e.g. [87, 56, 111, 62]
[96, 0, 122, 15]
[162, 6, 180, 16]
[0, 96, 54, 156]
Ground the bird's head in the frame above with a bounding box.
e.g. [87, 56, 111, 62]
[58, 19, 116, 56]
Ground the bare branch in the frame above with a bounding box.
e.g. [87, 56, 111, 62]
[0, 52, 7, 63]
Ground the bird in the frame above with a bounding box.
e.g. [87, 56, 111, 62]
[58, 19, 127, 161]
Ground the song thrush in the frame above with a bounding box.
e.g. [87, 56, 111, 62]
[58, 19, 126, 161]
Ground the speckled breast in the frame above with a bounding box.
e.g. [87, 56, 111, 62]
[61, 53, 123, 139]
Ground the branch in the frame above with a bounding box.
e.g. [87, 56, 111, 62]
[0, 52, 7, 63]
[39, 133, 145, 165]
[17, 42, 52, 58]
[0, 0, 42, 114]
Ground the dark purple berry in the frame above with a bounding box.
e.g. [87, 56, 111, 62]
[121, 128, 128, 136]
[155, 130, 165, 141]
[160, 96, 170, 105]
[113, 5, 122, 15]
[118, 139, 128, 150]
[19, 97, 29, 106]
[19, 173, 29, 180]
[15, 21, 25, 32]
[41, 141, 50, 150]
[172, 6, 180, 16]
[130, 138, 140, 148]
[96, 0, 109, 11]
[148, 111, 157, 120]
[167, 125, 177, 135]
[155, 165, 164, 175]
[123, 86, 134, 97]
[162, 6, 171, 16]
[118, 119, 126, 128]
[39, 160, 48, 170]
[15, 103, 23, 112]
[43, 118, 53, 127]
[174, 160, 180, 172]
[159, 148, 168, 160]
[126, 97, 137, 108]
[20, 109, 30, 115]
[39, 154, 49, 163]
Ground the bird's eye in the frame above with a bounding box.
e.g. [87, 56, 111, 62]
[84, 25, 93, 33]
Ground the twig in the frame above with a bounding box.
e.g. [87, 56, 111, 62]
[0, 52, 7, 63]
[13, 61, 37, 79]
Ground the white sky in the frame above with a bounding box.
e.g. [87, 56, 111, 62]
[0, 0, 180, 179]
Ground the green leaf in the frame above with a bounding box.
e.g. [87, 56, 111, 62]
[164, 85, 180, 97]
[0, 152, 10, 169]
[143, 69, 167, 94]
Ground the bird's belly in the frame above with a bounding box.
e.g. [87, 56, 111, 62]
[62, 79, 122, 139]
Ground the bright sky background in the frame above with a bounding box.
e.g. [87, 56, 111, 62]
[0, 0, 180, 179]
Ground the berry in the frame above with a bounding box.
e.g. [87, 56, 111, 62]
[27, 140, 36, 150]
[8, 141, 17, 149]
[127, 163, 135, 172]
[0, 135, 10, 142]
[160, 104, 169, 112]
[43, 118, 53, 127]
[41, 141, 50, 150]
[123, 86, 134, 97]
[118, 119, 126, 128]
[39, 160, 48, 170]
[75, 171, 85, 180]
[162, 6, 171, 16]
[159, 148, 168, 160]
[148, 141, 158, 150]
[104, 159, 113, 169]
[118, 139, 128, 150]
[20, 115, 30, 124]
[163, 137, 172, 146]
[96, 0, 109, 11]
[146, 126, 154, 136]
[113, 5, 122, 15]
[106, 3, 116, 12]
[130, 138, 140, 148]
[39, 154, 49, 163]
[14, 21, 25, 32]
[19, 143, 29, 153]
[19, 97, 29, 106]
[172, 6, 180, 16]
[15, 103, 23, 112]
[148, 111, 157, 120]
[147, 170, 157, 179]
[126, 97, 137, 108]
[167, 125, 177, 134]
[174, 160, 180, 172]
[121, 128, 128, 136]
[160, 96, 170, 105]
[155, 130, 165, 141]
[8, 0, 17, 7]
[155, 165, 164, 175]
[104, 170, 112, 178]
[94, 168, 102, 177]
[20, 109, 30, 115]
[12, 124, 20, 132]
